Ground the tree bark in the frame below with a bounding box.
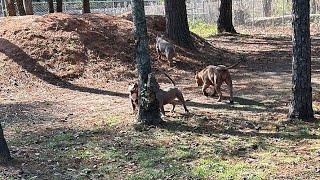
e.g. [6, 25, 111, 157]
[16, 0, 26, 15]
[56, 0, 63, 12]
[23, 0, 34, 15]
[83, 0, 90, 13]
[48, 0, 54, 13]
[288, 0, 314, 121]
[165, 0, 194, 50]
[0, 123, 11, 163]
[217, 0, 237, 34]
[131, 0, 162, 125]
[263, 0, 272, 17]
[5, 0, 16, 16]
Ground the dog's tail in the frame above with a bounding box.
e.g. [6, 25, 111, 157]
[226, 59, 242, 69]
[226, 56, 246, 69]
[163, 72, 176, 86]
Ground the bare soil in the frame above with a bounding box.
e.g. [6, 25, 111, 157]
[0, 13, 320, 179]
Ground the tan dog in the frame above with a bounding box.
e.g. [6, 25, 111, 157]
[128, 73, 189, 116]
[195, 60, 242, 103]
[156, 72, 189, 116]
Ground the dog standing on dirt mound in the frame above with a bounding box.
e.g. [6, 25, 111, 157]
[156, 35, 175, 67]
[195, 59, 243, 104]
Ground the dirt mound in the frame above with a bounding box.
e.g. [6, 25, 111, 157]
[0, 13, 139, 84]
[0, 13, 232, 88]
[119, 12, 166, 32]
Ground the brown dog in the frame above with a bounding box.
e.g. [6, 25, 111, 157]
[128, 73, 188, 116]
[195, 60, 242, 103]
[156, 35, 175, 67]
[128, 82, 139, 112]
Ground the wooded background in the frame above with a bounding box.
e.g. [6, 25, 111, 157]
[1, 0, 320, 26]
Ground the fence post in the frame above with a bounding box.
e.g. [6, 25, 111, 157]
[1, 0, 6, 16]
[282, 0, 285, 25]
[252, 0, 255, 27]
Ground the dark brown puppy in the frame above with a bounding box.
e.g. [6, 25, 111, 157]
[128, 82, 138, 112]
[195, 60, 242, 103]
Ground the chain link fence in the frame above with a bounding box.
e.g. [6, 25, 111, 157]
[1, 0, 320, 27]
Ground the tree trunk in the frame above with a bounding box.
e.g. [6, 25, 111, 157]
[23, 0, 34, 15]
[5, 0, 16, 16]
[16, 0, 26, 15]
[82, 0, 90, 13]
[131, 0, 162, 125]
[56, 0, 62, 12]
[288, 0, 314, 121]
[217, 0, 237, 34]
[48, 0, 54, 13]
[0, 123, 11, 163]
[263, 0, 272, 17]
[165, 0, 194, 50]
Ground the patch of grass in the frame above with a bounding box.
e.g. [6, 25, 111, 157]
[189, 19, 217, 38]
[13, 127, 22, 134]
[191, 157, 266, 179]
[95, 115, 124, 127]
[46, 132, 75, 148]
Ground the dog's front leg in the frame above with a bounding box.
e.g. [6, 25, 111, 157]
[202, 84, 210, 96]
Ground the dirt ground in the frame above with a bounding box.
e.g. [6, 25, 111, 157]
[0, 13, 320, 179]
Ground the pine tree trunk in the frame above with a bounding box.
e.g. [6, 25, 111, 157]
[56, 0, 62, 12]
[5, 0, 16, 16]
[23, 0, 33, 15]
[48, 0, 54, 13]
[263, 0, 272, 17]
[83, 0, 90, 13]
[217, 0, 237, 34]
[131, 0, 162, 125]
[165, 0, 194, 50]
[0, 123, 11, 163]
[288, 0, 314, 121]
[16, 0, 26, 15]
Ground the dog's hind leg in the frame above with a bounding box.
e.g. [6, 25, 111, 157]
[214, 80, 223, 102]
[225, 76, 234, 103]
[170, 101, 176, 113]
[131, 100, 136, 112]
[177, 93, 189, 113]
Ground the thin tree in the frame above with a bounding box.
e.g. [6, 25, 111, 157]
[217, 0, 237, 34]
[56, 0, 63, 12]
[263, 0, 272, 17]
[16, 0, 26, 15]
[24, 0, 34, 15]
[164, 0, 194, 49]
[5, 0, 16, 16]
[131, 0, 162, 125]
[83, 0, 90, 13]
[48, 0, 54, 13]
[0, 123, 11, 163]
[288, 0, 314, 120]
